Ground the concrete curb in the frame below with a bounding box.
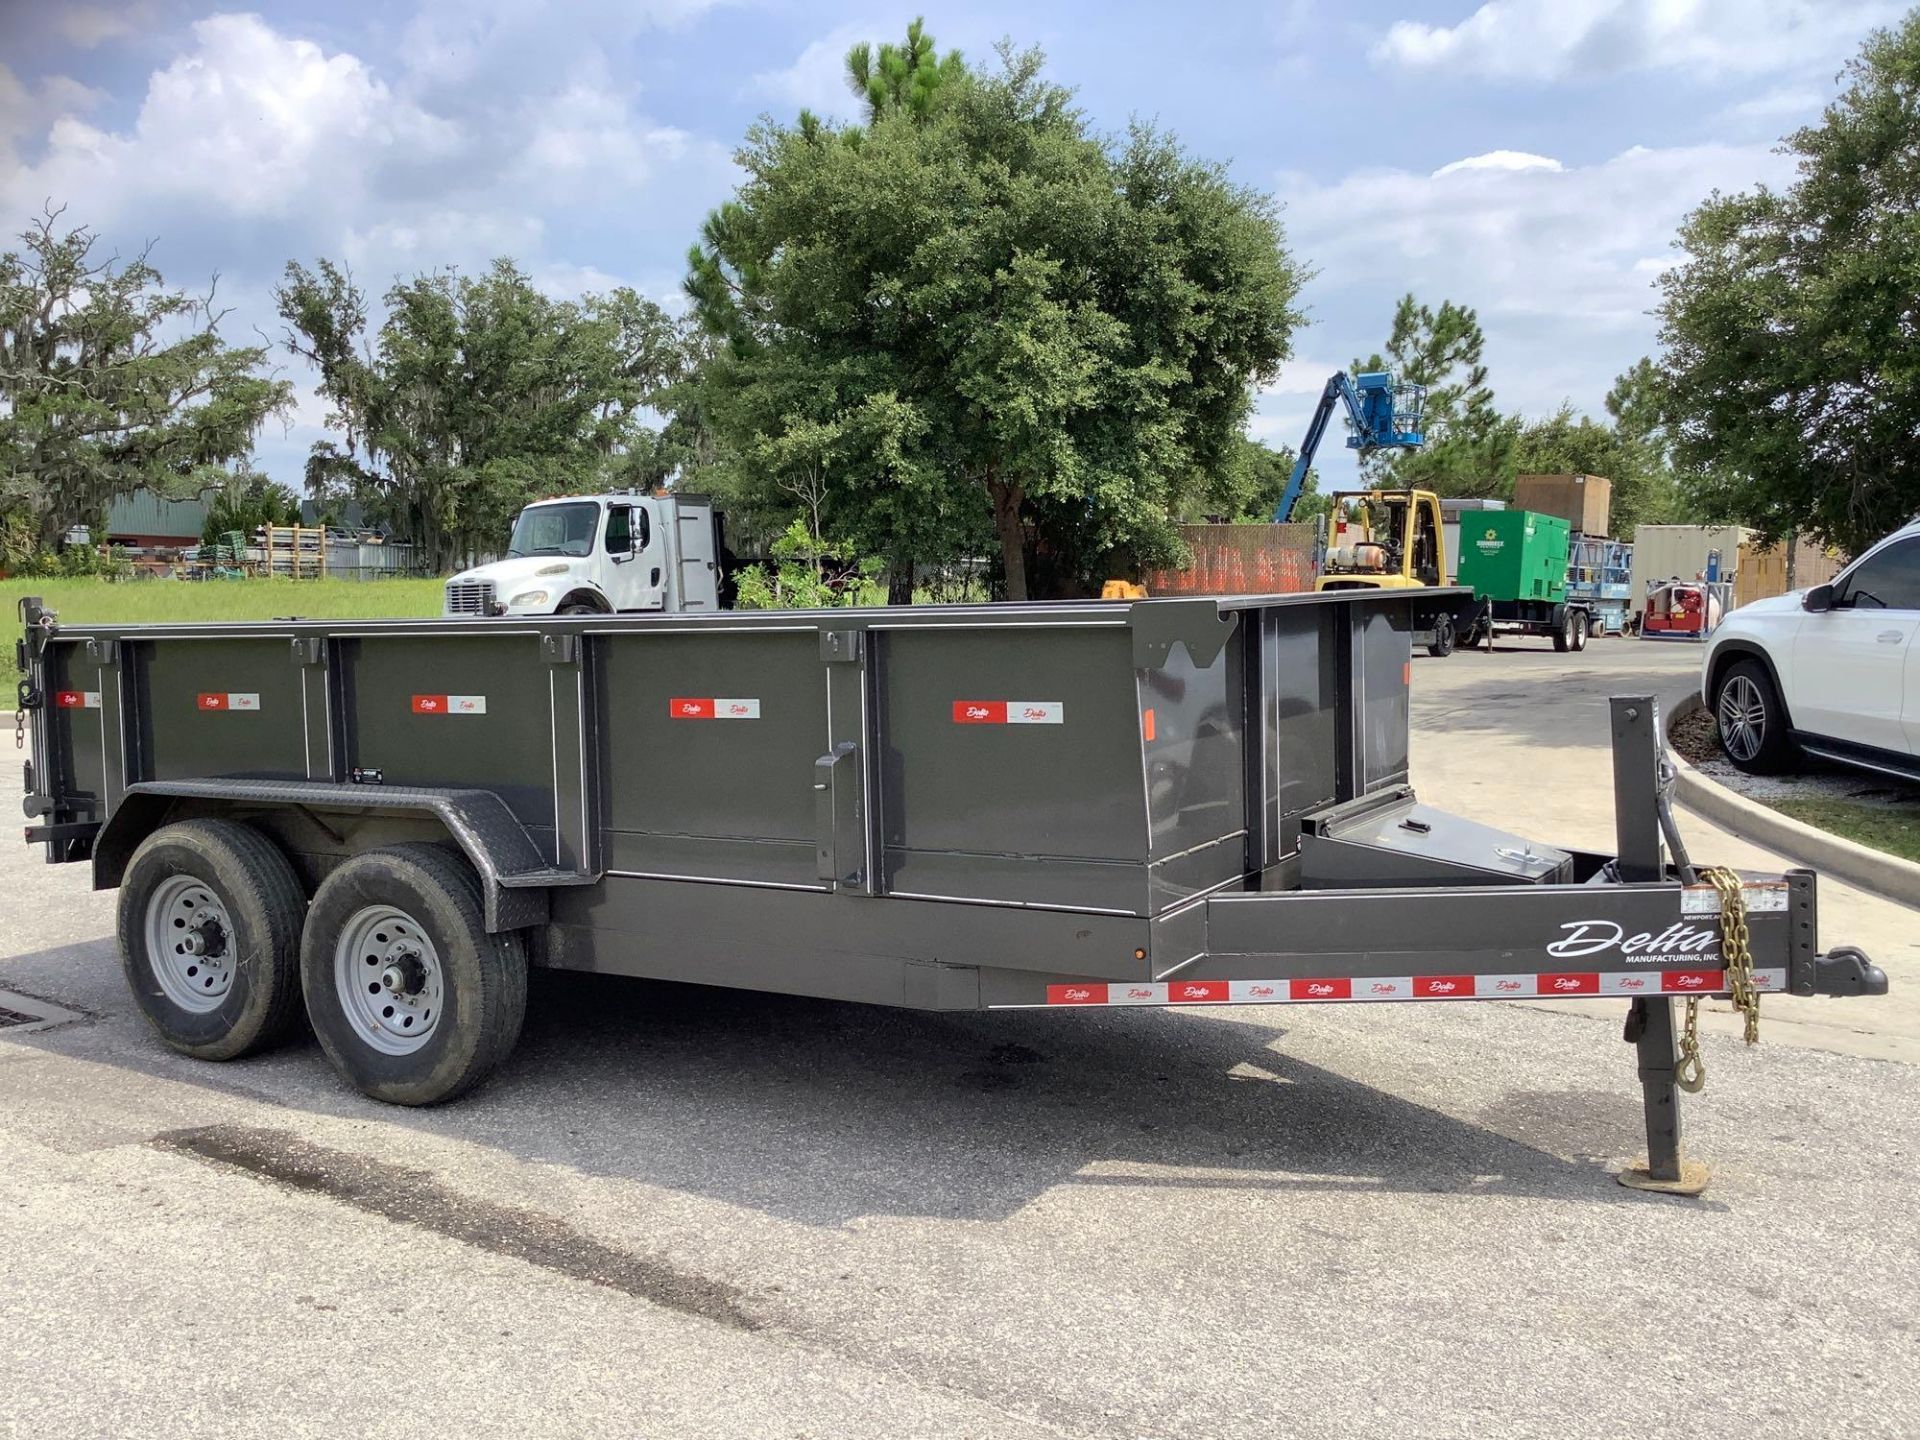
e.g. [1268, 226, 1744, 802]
[1663, 686, 1920, 908]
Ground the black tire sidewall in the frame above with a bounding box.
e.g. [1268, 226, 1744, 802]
[116, 821, 301, 1060]
[1715, 659, 1791, 774]
[301, 847, 520, 1104]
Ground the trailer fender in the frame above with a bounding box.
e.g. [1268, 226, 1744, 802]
[92, 780, 585, 932]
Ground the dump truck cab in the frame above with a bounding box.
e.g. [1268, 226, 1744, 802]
[1316, 488, 1447, 593]
[443, 492, 725, 617]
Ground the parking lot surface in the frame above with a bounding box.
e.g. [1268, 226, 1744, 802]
[3, 637, 1916, 1440]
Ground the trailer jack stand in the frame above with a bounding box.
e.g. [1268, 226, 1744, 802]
[1616, 996, 1710, 1196]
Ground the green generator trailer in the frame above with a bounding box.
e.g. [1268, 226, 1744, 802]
[1455, 509, 1598, 652]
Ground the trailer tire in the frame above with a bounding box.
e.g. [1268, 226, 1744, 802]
[300, 843, 528, 1106]
[1427, 612, 1455, 657]
[1571, 611, 1590, 652]
[1552, 610, 1572, 653]
[116, 819, 307, 1061]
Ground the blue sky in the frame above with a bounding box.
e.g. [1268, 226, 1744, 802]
[1, 0, 1907, 491]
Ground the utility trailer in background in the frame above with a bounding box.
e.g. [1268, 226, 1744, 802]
[16, 589, 1885, 1192]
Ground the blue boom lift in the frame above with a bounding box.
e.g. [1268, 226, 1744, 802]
[1272, 371, 1426, 522]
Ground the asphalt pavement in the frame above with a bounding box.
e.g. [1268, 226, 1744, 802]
[3, 634, 1916, 1440]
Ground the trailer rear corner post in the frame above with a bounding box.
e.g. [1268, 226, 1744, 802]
[1610, 695, 1710, 1196]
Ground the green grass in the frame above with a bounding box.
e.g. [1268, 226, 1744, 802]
[1767, 796, 1920, 864]
[2, 577, 444, 696]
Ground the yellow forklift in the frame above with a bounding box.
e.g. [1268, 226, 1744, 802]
[1315, 487, 1458, 655]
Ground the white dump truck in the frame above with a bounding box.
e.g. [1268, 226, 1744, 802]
[443, 492, 726, 617]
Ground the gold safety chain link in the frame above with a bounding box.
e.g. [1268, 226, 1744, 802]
[1704, 865, 1761, 1045]
[1675, 867, 1761, 1094]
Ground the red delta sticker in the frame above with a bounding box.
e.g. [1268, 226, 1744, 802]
[1289, 977, 1352, 1001]
[411, 694, 486, 716]
[1168, 979, 1227, 1004]
[669, 697, 761, 720]
[1538, 972, 1600, 995]
[1413, 975, 1473, 998]
[54, 690, 100, 709]
[1047, 983, 1108, 1005]
[1662, 969, 1723, 993]
[952, 700, 1063, 725]
[196, 693, 259, 711]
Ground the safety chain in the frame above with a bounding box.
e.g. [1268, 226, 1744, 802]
[1674, 867, 1761, 1093]
[1705, 865, 1762, 1044]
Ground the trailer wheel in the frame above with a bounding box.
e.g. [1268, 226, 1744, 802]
[1552, 610, 1572, 653]
[116, 819, 307, 1061]
[1427, 612, 1456, 658]
[300, 844, 528, 1105]
[1571, 611, 1590, 652]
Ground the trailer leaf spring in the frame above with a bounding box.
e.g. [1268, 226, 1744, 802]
[1676, 867, 1761, 1093]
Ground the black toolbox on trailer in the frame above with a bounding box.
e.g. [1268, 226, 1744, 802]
[16, 590, 1885, 1189]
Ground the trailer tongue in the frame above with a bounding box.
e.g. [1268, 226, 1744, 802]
[16, 588, 1884, 1191]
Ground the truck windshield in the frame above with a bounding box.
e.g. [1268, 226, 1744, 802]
[507, 502, 600, 558]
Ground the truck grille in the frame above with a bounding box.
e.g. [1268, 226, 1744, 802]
[444, 580, 496, 616]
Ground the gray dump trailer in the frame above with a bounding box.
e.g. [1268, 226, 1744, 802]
[15, 589, 1886, 1191]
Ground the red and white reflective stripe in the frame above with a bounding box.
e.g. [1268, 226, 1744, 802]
[54, 690, 101, 709]
[410, 694, 486, 715]
[1040, 968, 1788, 1007]
[952, 700, 1064, 725]
[197, 692, 261, 711]
[669, 697, 761, 720]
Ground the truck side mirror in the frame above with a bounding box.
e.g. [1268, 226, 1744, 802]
[1802, 583, 1834, 613]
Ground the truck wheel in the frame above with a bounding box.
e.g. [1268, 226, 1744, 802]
[1571, 611, 1590, 651]
[1552, 611, 1572, 653]
[1427, 613, 1456, 658]
[300, 843, 528, 1106]
[116, 819, 307, 1061]
[1713, 659, 1798, 775]
[557, 602, 597, 615]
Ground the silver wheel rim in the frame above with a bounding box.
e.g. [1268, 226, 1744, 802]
[145, 874, 239, 1013]
[1719, 674, 1767, 762]
[333, 905, 443, 1055]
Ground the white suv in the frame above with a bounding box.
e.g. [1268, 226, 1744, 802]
[1702, 518, 1920, 777]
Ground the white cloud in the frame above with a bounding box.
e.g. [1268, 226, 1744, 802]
[5, 15, 459, 222]
[51, 3, 152, 49]
[1432, 149, 1562, 177]
[1374, 0, 1907, 82]
[1260, 358, 1345, 399]
[1, 10, 736, 494]
[750, 24, 879, 124]
[1271, 138, 1797, 476]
